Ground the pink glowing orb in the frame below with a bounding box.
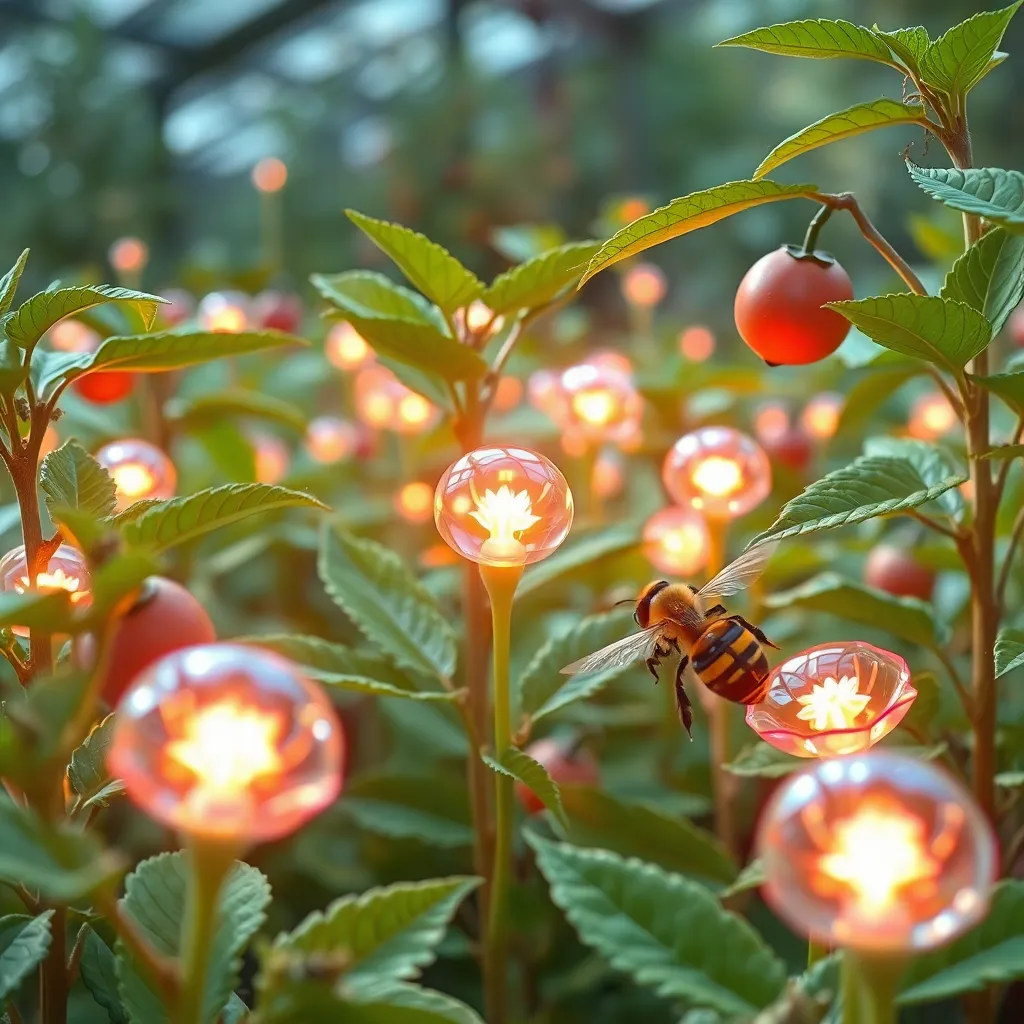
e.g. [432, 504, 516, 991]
[95, 439, 176, 511]
[642, 507, 710, 577]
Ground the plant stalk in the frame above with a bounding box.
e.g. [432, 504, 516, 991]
[40, 908, 67, 1024]
[480, 560, 524, 1024]
[845, 953, 902, 1024]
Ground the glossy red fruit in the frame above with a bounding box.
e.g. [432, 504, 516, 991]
[252, 290, 302, 333]
[864, 545, 936, 602]
[72, 372, 134, 404]
[81, 577, 216, 706]
[515, 737, 599, 815]
[763, 425, 814, 472]
[734, 247, 854, 366]
[1009, 306, 1024, 347]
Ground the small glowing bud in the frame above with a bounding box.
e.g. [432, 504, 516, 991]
[354, 366, 438, 435]
[619, 197, 649, 222]
[560, 363, 642, 443]
[250, 433, 290, 484]
[592, 449, 625, 500]
[49, 319, 99, 353]
[395, 482, 434, 524]
[95, 439, 176, 511]
[643, 507, 710, 576]
[108, 237, 149, 274]
[198, 292, 249, 334]
[492, 375, 523, 413]
[462, 300, 503, 337]
[909, 392, 958, 440]
[801, 392, 844, 440]
[754, 402, 790, 444]
[679, 325, 715, 362]
[251, 157, 288, 193]
[325, 322, 374, 371]
[305, 417, 357, 464]
[621, 262, 667, 308]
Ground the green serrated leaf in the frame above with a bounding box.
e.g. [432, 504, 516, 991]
[863, 435, 965, 521]
[579, 181, 816, 285]
[483, 240, 602, 314]
[899, 881, 1024, 1003]
[558, 785, 736, 886]
[312, 269, 443, 326]
[941, 228, 1024, 335]
[764, 572, 943, 648]
[40, 439, 117, 519]
[120, 484, 325, 553]
[316, 673, 457, 702]
[720, 859, 765, 899]
[233, 634, 413, 683]
[116, 852, 270, 1024]
[167, 389, 308, 433]
[0, 250, 29, 317]
[483, 747, 567, 829]
[827, 294, 991, 375]
[67, 714, 119, 811]
[526, 834, 786, 1014]
[907, 163, 1024, 233]
[749, 455, 966, 546]
[970, 370, 1024, 415]
[79, 930, 131, 1024]
[918, 3, 1022, 98]
[717, 19, 896, 64]
[346, 211, 484, 314]
[995, 628, 1024, 678]
[0, 911, 53, 1001]
[516, 609, 635, 729]
[874, 25, 930, 74]
[724, 743, 804, 779]
[754, 100, 925, 180]
[3, 285, 164, 349]
[318, 523, 457, 682]
[342, 775, 473, 848]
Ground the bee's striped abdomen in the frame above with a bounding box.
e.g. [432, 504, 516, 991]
[691, 618, 770, 705]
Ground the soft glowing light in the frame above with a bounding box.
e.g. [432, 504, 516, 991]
[109, 237, 149, 274]
[305, 416, 357, 464]
[95, 439, 176, 511]
[0, 543, 92, 635]
[39, 425, 59, 461]
[435, 446, 573, 567]
[354, 366, 438, 435]
[198, 292, 249, 333]
[621, 263, 667, 307]
[395, 481, 434, 524]
[559, 363, 642, 443]
[690, 455, 743, 498]
[251, 433, 289, 484]
[801, 392, 844, 440]
[325, 322, 374, 371]
[49, 319, 99, 353]
[109, 644, 343, 843]
[492, 375, 523, 412]
[757, 752, 997, 951]
[527, 369, 568, 420]
[679, 325, 715, 362]
[462, 299, 503, 336]
[619, 197, 648, 222]
[754, 402, 790, 443]
[159, 288, 195, 327]
[643, 507, 710, 576]
[592, 450, 625, 500]
[909, 392, 958, 440]
[587, 350, 633, 378]
[398, 393, 432, 429]
[252, 157, 288, 193]
[796, 675, 872, 732]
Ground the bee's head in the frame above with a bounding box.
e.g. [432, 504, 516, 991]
[635, 580, 670, 627]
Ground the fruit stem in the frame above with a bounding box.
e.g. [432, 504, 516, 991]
[800, 204, 833, 255]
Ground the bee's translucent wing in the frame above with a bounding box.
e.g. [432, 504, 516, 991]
[560, 625, 663, 676]
[698, 540, 779, 600]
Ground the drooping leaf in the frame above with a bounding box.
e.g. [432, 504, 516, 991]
[67, 714, 121, 812]
[754, 100, 925, 180]
[40, 439, 117, 519]
[995, 628, 1024, 678]
[723, 743, 804, 779]
[483, 747, 567, 829]
[0, 250, 29, 317]
[120, 484, 326, 553]
[346, 211, 484, 314]
[970, 370, 1024, 415]
[579, 181, 816, 285]
[907, 164, 1024, 233]
[717, 19, 897, 64]
[918, 3, 1022, 99]
[899, 881, 1024, 1003]
[527, 834, 786, 1014]
[269, 876, 479, 987]
[483, 240, 602, 313]
[941, 228, 1024, 334]
[764, 573, 943, 648]
[749, 455, 966, 546]
[558, 785, 736, 886]
[3, 285, 164, 349]
[342, 775, 473, 848]
[0, 912, 53, 1001]
[318, 524, 457, 682]
[166, 389, 308, 433]
[827, 294, 991, 375]
[115, 852, 270, 1024]
[312, 270, 443, 326]
[874, 26, 930, 74]
[516, 609, 636, 729]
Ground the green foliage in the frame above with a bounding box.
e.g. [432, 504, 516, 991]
[116, 852, 270, 1024]
[40, 439, 117, 520]
[166, 389, 308, 433]
[750, 455, 966, 546]
[874, 26, 930, 75]
[483, 747, 568, 829]
[0, 250, 29, 318]
[312, 270, 442, 325]
[79, 932, 130, 1024]
[317, 673, 458, 702]
[941, 228, 1024, 335]
[0, 911, 53, 1002]
[716, 19, 897, 64]
[482, 240, 602, 314]
[908, 164, 1024, 233]
[66, 713, 124, 813]
[0, 588, 76, 632]
[723, 743, 803, 779]
[318, 524, 457, 682]
[970, 370, 1024, 415]
[995, 628, 1024, 678]
[342, 775, 473, 848]
[527, 834, 786, 1014]
[754, 100, 925, 180]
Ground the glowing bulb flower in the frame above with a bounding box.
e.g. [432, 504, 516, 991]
[108, 644, 342, 843]
[434, 446, 573, 566]
[757, 752, 997, 951]
[559, 363, 642, 444]
[251, 157, 288, 193]
[109, 237, 149, 274]
[909, 391, 958, 440]
[354, 366, 439, 435]
[395, 481, 434, 524]
[326, 321, 374, 371]
[587, 350, 633, 379]
[198, 292, 249, 334]
[95, 439, 176, 511]
[621, 262, 667, 308]
[250, 432, 290, 484]
[0, 543, 91, 635]
[662, 426, 771, 519]
[747, 642, 917, 758]
[643, 506, 710, 576]
[48, 319, 99, 353]
[679, 325, 715, 362]
[754, 402, 790, 444]
[801, 392, 844, 441]
[305, 416, 357, 464]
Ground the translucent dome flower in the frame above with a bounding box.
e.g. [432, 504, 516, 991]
[305, 416, 358, 464]
[95, 439, 176, 511]
[643, 507, 710, 577]
[325, 321, 374, 372]
[435, 446, 573, 567]
[353, 366, 439, 435]
[747, 642, 917, 758]
[662, 426, 771, 519]
[757, 752, 997, 951]
[198, 292, 250, 334]
[108, 644, 343, 843]
[0, 543, 91, 635]
[801, 392, 844, 440]
[559, 363, 642, 444]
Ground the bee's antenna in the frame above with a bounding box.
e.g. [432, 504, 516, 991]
[612, 598, 635, 607]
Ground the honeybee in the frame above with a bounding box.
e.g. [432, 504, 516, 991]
[561, 541, 779, 737]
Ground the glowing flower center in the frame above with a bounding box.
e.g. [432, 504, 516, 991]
[469, 485, 540, 562]
[112, 462, 157, 499]
[691, 456, 743, 497]
[663, 525, 703, 555]
[816, 801, 942, 915]
[573, 389, 617, 425]
[208, 307, 247, 333]
[17, 568, 88, 603]
[165, 699, 284, 792]
[796, 674, 871, 731]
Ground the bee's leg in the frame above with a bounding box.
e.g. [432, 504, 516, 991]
[733, 615, 780, 650]
[646, 654, 662, 682]
[674, 656, 693, 738]
[668, 636, 681, 653]
[703, 603, 728, 619]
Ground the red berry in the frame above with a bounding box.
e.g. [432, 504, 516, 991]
[1009, 306, 1024, 347]
[78, 577, 216, 706]
[515, 737, 599, 815]
[252, 291, 302, 333]
[763, 425, 814, 472]
[734, 247, 854, 365]
[72, 372, 134, 404]
[864, 545, 935, 602]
